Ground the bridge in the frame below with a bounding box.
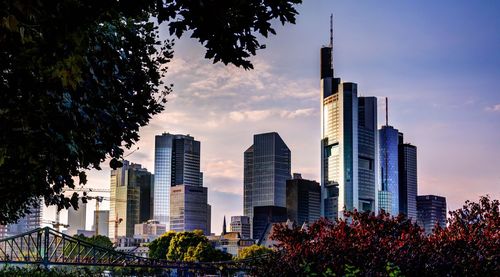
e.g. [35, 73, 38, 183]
[0, 227, 254, 272]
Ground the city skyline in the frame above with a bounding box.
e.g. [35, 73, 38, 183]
[43, 1, 499, 234]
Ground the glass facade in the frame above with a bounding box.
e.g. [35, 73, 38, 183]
[109, 161, 152, 239]
[286, 176, 321, 225]
[417, 195, 447, 234]
[243, 132, 291, 238]
[230, 216, 251, 239]
[398, 134, 418, 221]
[379, 126, 399, 215]
[252, 206, 287, 241]
[153, 133, 201, 227]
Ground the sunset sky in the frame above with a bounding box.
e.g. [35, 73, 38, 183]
[48, 0, 500, 234]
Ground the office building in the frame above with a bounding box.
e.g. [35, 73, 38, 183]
[357, 97, 378, 212]
[109, 161, 152, 239]
[170, 185, 210, 234]
[244, 132, 291, 238]
[398, 133, 418, 220]
[230, 216, 251, 239]
[4, 201, 42, 237]
[286, 174, 321, 225]
[134, 220, 166, 240]
[417, 195, 447, 234]
[379, 125, 399, 215]
[66, 199, 87, 236]
[252, 206, 287, 241]
[92, 210, 109, 237]
[153, 133, 202, 227]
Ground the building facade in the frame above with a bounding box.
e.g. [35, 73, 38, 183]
[153, 133, 202, 228]
[398, 133, 418, 220]
[252, 206, 287, 241]
[286, 174, 321, 225]
[357, 97, 378, 212]
[169, 185, 210, 234]
[230, 216, 251, 239]
[243, 132, 291, 238]
[379, 125, 399, 215]
[66, 199, 87, 236]
[109, 161, 152, 239]
[134, 220, 166, 240]
[92, 210, 109, 237]
[417, 195, 447, 234]
[3, 201, 42, 237]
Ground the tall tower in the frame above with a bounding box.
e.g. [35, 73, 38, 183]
[378, 98, 399, 215]
[321, 15, 359, 219]
[243, 132, 291, 238]
[153, 133, 202, 227]
[398, 132, 418, 220]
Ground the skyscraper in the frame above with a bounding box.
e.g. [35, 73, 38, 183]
[92, 210, 109, 237]
[170, 185, 210, 234]
[398, 132, 418, 220]
[66, 199, 87, 236]
[417, 195, 447, 234]
[252, 206, 287, 241]
[153, 133, 202, 227]
[243, 132, 291, 237]
[230, 216, 251, 239]
[109, 161, 152, 239]
[378, 98, 399, 215]
[3, 201, 42, 237]
[286, 173, 321, 225]
[358, 97, 378, 212]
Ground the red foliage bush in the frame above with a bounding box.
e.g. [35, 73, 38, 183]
[263, 196, 499, 276]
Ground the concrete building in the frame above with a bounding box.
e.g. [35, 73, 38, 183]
[417, 195, 447, 234]
[170, 185, 210, 234]
[109, 161, 153, 239]
[66, 199, 87, 236]
[92, 210, 109, 237]
[230, 216, 251, 239]
[286, 174, 321, 225]
[244, 132, 291, 238]
[134, 220, 166, 240]
[398, 133, 418, 221]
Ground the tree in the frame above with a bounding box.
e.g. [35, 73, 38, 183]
[74, 234, 113, 249]
[237, 244, 273, 260]
[148, 231, 176, 259]
[262, 196, 499, 276]
[0, 0, 302, 224]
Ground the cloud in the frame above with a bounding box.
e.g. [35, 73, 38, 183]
[228, 108, 316, 122]
[280, 108, 316, 119]
[485, 104, 500, 112]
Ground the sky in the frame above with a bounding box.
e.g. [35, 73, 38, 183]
[45, 1, 500, 234]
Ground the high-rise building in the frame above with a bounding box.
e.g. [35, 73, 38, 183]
[66, 199, 87, 236]
[286, 173, 321, 225]
[243, 132, 291, 238]
[358, 97, 378, 212]
[398, 133, 418, 220]
[153, 133, 202, 227]
[4, 201, 42, 236]
[92, 210, 109, 237]
[109, 161, 152, 239]
[417, 195, 447, 234]
[379, 125, 399, 215]
[169, 185, 210, 234]
[230, 216, 251, 239]
[252, 206, 287, 241]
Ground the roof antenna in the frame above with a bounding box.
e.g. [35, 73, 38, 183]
[385, 97, 389, 126]
[330, 14, 333, 47]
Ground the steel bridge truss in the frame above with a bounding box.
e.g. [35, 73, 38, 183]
[0, 227, 249, 271]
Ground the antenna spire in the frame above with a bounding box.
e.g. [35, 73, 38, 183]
[385, 97, 389, 126]
[329, 14, 333, 47]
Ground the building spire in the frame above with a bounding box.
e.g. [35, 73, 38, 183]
[222, 215, 227, 235]
[330, 13, 333, 47]
[385, 97, 389, 126]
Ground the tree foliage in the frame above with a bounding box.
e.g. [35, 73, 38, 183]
[260, 196, 499, 276]
[0, 0, 302, 224]
[237, 244, 273, 260]
[74, 234, 113, 249]
[148, 230, 232, 262]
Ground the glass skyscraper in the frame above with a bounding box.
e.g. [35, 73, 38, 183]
[379, 125, 399, 215]
[417, 195, 447, 234]
[286, 174, 321, 225]
[398, 132, 418, 221]
[243, 132, 291, 238]
[153, 133, 201, 227]
[321, 23, 380, 219]
[170, 185, 210, 234]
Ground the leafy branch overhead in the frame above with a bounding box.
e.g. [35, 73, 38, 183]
[0, 0, 302, 224]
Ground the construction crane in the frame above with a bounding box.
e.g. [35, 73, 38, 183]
[41, 219, 69, 232]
